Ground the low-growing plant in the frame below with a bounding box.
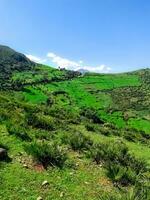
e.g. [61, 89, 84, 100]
[81, 107, 104, 124]
[88, 140, 148, 185]
[62, 131, 93, 151]
[28, 113, 55, 130]
[106, 164, 136, 185]
[7, 123, 31, 141]
[24, 141, 67, 168]
[85, 124, 95, 132]
[89, 140, 129, 164]
[88, 143, 106, 164]
[98, 184, 150, 200]
[32, 129, 52, 140]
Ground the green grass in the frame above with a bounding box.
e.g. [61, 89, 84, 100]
[12, 65, 67, 85]
[80, 73, 140, 90]
[1, 63, 150, 199]
[127, 141, 150, 166]
[22, 86, 48, 104]
[98, 110, 126, 128]
[0, 124, 119, 200]
[17, 70, 150, 134]
[128, 118, 150, 133]
[0, 160, 119, 200]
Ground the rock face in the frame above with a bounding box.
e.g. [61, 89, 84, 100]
[0, 148, 7, 160]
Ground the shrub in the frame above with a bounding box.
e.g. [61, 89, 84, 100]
[85, 124, 95, 132]
[81, 107, 104, 124]
[24, 141, 67, 168]
[7, 123, 31, 141]
[125, 154, 147, 174]
[89, 140, 147, 185]
[28, 113, 55, 130]
[133, 176, 150, 200]
[47, 105, 80, 124]
[33, 129, 52, 140]
[62, 131, 93, 151]
[106, 164, 136, 186]
[46, 96, 54, 106]
[85, 123, 113, 136]
[98, 184, 150, 200]
[88, 143, 106, 164]
[89, 140, 129, 164]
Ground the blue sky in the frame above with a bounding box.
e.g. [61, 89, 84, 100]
[0, 0, 150, 73]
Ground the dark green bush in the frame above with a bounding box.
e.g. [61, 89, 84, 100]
[125, 154, 147, 174]
[24, 141, 67, 168]
[89, 140, 128, 164]
[33, 129, 52, 140]
[106, 164, 136, 185]
[98, 184, 150, 200]
[7, 123, 31, 141]
[28, 113, 55, 130]
[62, 131, 93, 151]
[85, 124, 95, 132]
[46, 105, 80, 124]
[88, 143, 106, 164]
[89, 140, 147, 185]
[81, 107, 104, 124]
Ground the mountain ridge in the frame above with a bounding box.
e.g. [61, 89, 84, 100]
[1, 45, 150, 75]
[0, 45, 34, 69]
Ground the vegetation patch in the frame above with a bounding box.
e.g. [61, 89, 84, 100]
[0, 46, 150, 199]
[24, 141, 67, 168]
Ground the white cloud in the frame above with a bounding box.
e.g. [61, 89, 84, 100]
[47, 52, 112, 73]
[26, 52, 112, 73]
[47, 52, 80, 69]
[79, 60, 84, 64]
[26, 54, 47, 64]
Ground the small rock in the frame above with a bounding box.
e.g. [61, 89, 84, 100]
[60, 192, 64, 198]
[75, 163, 79, 167]
[42, 180, 49, 186]
[23, 164, 28, 168]
[0, 148, 7, 160]
[37, 196, 43, 200]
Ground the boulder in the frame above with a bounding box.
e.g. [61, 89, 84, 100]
[0, 148, 7, 160]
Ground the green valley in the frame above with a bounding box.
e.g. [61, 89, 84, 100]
[0, 45, 150, 200]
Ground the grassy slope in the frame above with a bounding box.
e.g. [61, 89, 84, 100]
[0, 64, 150, 199]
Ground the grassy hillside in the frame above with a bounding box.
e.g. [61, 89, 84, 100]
[0, 46, 150, 200]
[0, 45, 34, 89]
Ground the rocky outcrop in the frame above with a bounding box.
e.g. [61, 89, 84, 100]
[0, 148, 7, 160]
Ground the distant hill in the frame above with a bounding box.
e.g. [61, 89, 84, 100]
[0, 45, 34, 88]
[0, 45, 34, 71]
[77, 68, 89, 74]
